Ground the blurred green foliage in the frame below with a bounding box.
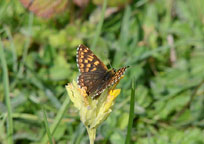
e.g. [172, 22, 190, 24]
[0, 0, 204, 144]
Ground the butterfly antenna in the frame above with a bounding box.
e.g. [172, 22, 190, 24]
[107, 59, 114, 70]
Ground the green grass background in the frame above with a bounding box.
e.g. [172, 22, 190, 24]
[0, 0, 204, 144]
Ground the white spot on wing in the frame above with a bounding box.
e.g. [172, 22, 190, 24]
[77, 76, 81, 88]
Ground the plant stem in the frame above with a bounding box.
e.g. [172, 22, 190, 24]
[87, 127, 96, 144]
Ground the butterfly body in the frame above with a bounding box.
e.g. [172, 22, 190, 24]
[103, 70, 115, 81]
[76, 44, 128, 98]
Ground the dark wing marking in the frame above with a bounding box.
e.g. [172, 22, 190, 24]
[77, 72, 106, 96]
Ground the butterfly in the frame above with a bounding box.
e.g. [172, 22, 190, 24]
[76, 44, 129, 99]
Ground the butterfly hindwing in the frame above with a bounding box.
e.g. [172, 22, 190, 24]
[93, 67, 128, 96]
[108, 67, 128, 87]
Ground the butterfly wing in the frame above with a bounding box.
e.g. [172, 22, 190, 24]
[76, 44, 108, 74]
[107, 66, 128, 86]
[76, 44, 108, 96]
[93, 66, 129, 97]
[77, 72, 106, 96]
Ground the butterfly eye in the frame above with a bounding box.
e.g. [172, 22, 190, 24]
[113, 68, 116, 73]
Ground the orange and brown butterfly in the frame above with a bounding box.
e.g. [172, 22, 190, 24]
[76, 44, 129, 98]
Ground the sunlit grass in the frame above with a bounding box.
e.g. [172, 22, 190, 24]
[125, 79, 135, 144]
[41, 95, 70, 144]
[43, 108, 53, 144]
[91, 0, 107, 50]
[0, 40, 13, 144]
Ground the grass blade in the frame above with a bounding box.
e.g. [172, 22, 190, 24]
[41, 94, 70, 144]
[113, 6, 131, 67]
[0, 40, 13, 144]
[4, 26, 18, 73]
[17, 13, 33, 78]
[91, 0, 107, 50]
[71, 123, 85, 144]
[125, 79, 135, 144]
[43, 109, 53, 144]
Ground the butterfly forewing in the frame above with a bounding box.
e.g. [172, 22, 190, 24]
[77, 44, 108, 74]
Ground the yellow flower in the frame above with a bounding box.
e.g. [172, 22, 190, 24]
[65, 76, 124, 144]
